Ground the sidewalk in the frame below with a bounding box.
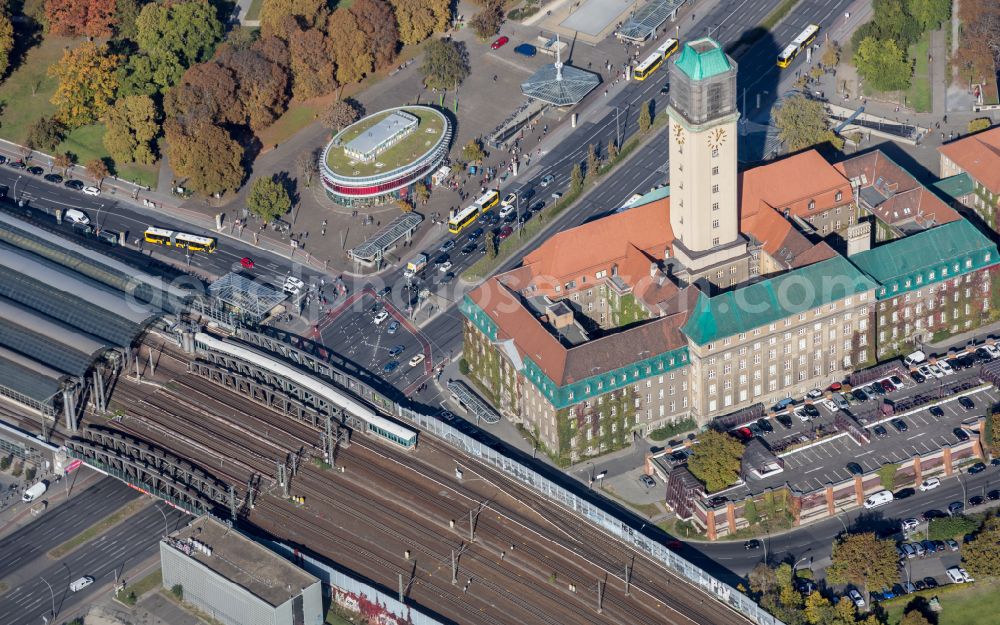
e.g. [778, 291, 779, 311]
[0, 467, 103, 541]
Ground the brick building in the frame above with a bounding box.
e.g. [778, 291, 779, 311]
[938, 126, 1000, 227]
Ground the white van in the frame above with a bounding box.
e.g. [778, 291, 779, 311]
[69, 576, 94, 592]
[903, 350, 926, 367]
[21, 481, 47, 503]
[64, 209, 90, 225]
[863, 490, 894, 509]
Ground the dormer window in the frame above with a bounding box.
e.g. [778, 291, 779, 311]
[808, 200, 816, 210]
[835, 190, 843, 202]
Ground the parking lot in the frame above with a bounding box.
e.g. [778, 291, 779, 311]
[736, 368, 996, 495]
[317, 291, 431, 392]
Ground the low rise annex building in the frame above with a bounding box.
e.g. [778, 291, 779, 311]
[460, 38, 1000, 464]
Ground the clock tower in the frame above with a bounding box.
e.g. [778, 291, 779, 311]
[666, 38, 747, 279]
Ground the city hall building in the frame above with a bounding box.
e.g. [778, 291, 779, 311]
[460, 38, 1000, 464]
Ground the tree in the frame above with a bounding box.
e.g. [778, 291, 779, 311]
[969, 117, 992, 133]
[246, 176, 292, 223]
[0, 11, 13, 78]
[586, 143, 599, 178]
[853, 36, 913, 92]
[325, 8, 373, 85]
[390, 0, 452, 45]
[486, 230, 498, 258]
[747, 563, 776, 597]
[469, 0, 504, 39]
[639, 100, 652, 133]
[870, 0, 921, 47]
[773, 94, 840, 152]
[350, 0, 398, 70]
[25, 116, 65, 152]
[927, 515, 980, 540]
[296, 150, 319, 188]
[288, 26, 337, 98]
[461, 139, 486, 164]
[53, 152, 74, 175]
[320, 99, 363, 132]
[414, 181, 430, 204]
[420, 38, 470, 91]
[906, 0, 950, 31]
[899, 610, 932, 625]
[164, 119, 244, 196]
[686, 430, 743, 492]
[46, 0, 117, 38]
[135, 1, 223, 92]
[215, 43, 291, 131]
[606, 139, 618, 161]
[569, 163, 584, 192]
[104, 95, 160, 165]
[259, 0, 328, 39]
[397, 198, 414, 212]
[803, 591, 834, 625]
[86, 159, 110, 189]
[821, 41, 841, 67]
[165, 62, 239, 127]
[48, 42, 121, 128]
[827, 532, 899, 594]
[962, 516, 1000, 577]
[114, 0, 143, 41]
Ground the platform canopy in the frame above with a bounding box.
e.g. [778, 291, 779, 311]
[521, 62, 600, 107]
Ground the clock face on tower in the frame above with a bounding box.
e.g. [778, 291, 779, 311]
[672, 123, 685, 145]
[707, 127, 728, 150]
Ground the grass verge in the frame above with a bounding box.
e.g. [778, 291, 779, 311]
[463, 113, 669, 281]
[48, 498, 148, 558]
[128, 569, 163, 599]
[600, 484, 663, 519]
[880, 576, 1000, 625]
[257, 101, 324, 149]
[760, 0, 803, 31]
[905, 31, 932, 113]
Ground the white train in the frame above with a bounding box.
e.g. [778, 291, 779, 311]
[194, 332, 417, 449]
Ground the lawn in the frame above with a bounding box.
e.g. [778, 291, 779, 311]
[0, 36, 158, 188]
[881, 577, 1000, 625]
[245, 0, 263, 21]
[324, 107, 445, 176]
[905, 31, 932, 113]
[257, 101, 324, 149]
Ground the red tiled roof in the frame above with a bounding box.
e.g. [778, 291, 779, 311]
[739, 150, 854, 219]
[938, 126, 1000, 194]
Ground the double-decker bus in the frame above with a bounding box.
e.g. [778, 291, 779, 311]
[448, 190, 499, 234]
[144, 227, 217, 252]
[776, 24, 820, 68]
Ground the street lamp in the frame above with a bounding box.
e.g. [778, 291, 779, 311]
[793, 553, 812, 575]
[156, 503, 169, 538]
[13, 174, 22, 203]
[39, 576, 55, 620]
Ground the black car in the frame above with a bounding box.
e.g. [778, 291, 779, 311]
[529, 200, 545, 212]
[895, 487, 916, 500]
[913, 580, 926, 591]
[64, 179, 84, 190]
[43, 173, 63, 184]
[976, 347, 995, 361]
[468, 227, 484, 241]
[923, 577, 938, 589]
[947, 358, 964, 371]
[954, 427, 970, 442]
[440, 272, 455, 284]
[852, 389, 870, 402]
[969, 495, 985, 507]
[520, 188, 535, 202]
[911, 371, 926, 384]
[869, 383, 886, 396]
[960, 355, 977, 368]
[744, 539, 762, 550]
[434, 253, 450, 266]
[756, 418, 773, 433]
[988, 490, 1000, 501]
[969, 462, 987, 475]
[873, 425, 888, 438]
[891, 418, 909, 432]
[958, 396, 975, 411]
[929, 406, 945, 418]
[27, 165, 43, 175]
[922, 509, 947, 520]
[461, 242, 478, 255]
[775, 414, 793, 428]
[503, 211, 517, 223]
[992, 458, 1000, 467]
[802, 404, 820, 418]
[376, 286, 391, 298]
[846, 462, 864, 476]
[707, 496, 728, 508]
[9, 160, 26, 169]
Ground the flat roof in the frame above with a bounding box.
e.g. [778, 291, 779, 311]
[326, 107, 447, 178]
[165, 516, 317, 608]
[343, 110, 417, 159]
[560, 0, 635, 37]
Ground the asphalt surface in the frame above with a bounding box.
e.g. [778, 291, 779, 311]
[0, 479, 186, 625]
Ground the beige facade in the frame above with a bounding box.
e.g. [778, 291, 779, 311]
[688, 291, 875, 417]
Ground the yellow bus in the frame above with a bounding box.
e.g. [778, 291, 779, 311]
[657, 38, 679, 61]
[777, 24, 820, 68]
[634, 51, 664, 81]
[144, 227, 217, 252]
[447, 190, 499, 234]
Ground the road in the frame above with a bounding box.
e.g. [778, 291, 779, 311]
[0, 478, 187, 625]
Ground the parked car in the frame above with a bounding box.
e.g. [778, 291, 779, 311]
[846, 462, 864, 476]
[923, 577, 939, 588]
[27, 165, 43, 175]
[756, 418, 773, 433]
[806, 388, 823, 399]
[891, 418, 909, 432]
[911, 371, 926, 384]
[848, 589, 865, 609]
[895, 487, 916, 500]
[490, 36, 509, 49]
[43, 173, 63, 183]
[64, 179, 84, 190]
[919, 477, 941, 491]
[969, 495, 985, 507]
[958, 396, 975, 411]
[945, 539, 960, 551]
[938, 360, 955, 375]
[922, 509, 947, 521]
[873, 425, 888, 438]
[639, 474, 656, 488]
[852, 388, 869, 402]
[833, 393, 850, 411]
[921, 539, 937, 554]
[969, 462, 987, 475]
[953, 427, 970, 442]
[948, 501, 964, 516]
[880, 379, 896, 393]
[900, 518, 919, 532]
[988, 490, 1000, 501]
[776, 414, 793, 429]
[929, 406, 945, 418]
[513, 43, 537, 57]
[83, 185, 101, 196]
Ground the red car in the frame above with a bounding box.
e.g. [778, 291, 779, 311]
[240, 257, 255, 269]
[491, 36, 509, 50]
[735, 427, 753, 441]
[498, 226, 513, 240]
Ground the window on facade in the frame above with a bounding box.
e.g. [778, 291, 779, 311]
[711, 148, 719, 158]
[712, 166, 719, 175]
[712, 202, 719, 211]
[713, 237, 720, 246]
[712, 184, 719, 193]
[712, 219, 720, 228]
[835, 190, 843, 202]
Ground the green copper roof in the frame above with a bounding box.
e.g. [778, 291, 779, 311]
[849, 219, 1000, 299]
[674, 37, 731, 81]
[931, 172, 975, 202]
[681, 256, 877, 345]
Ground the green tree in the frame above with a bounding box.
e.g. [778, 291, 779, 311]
[135, 1, 223, 92]
[569, 163, 583, 192]
[25, 116, 66, 152]
[486, 230, 498, 258]
[246, 176, 292, 223]
[962, 516, 1000, 577]
[827, 532, 899, 595]
[773, 94, 840, 152]
[906, 0, 950, 31]
[686, 429, 744, 492]
[871, 0, 921, 46]
[461, 139, 486, 164]
[927, 515, 980, 540]
[103, 94, 160, 165]
[470, 0, 504, 39]
[639, 100, 652, 133]
[420, 38, 470, 91]
[0, 11, 13, 77]
[114, 0, 142, 41]
[853, 36, 913, 91]
[900, 609, 933, 625]
[968, 117, 992, 133]
[48, 42, 121, 127]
